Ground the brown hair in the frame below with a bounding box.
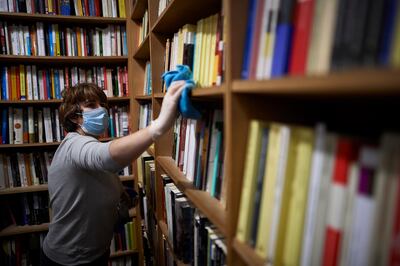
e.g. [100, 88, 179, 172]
[59, 83, 109, 132]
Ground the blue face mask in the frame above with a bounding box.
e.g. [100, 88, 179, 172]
[81, 107, 109, 136]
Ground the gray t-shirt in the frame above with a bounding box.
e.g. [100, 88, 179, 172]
[43, 132, 124, 265]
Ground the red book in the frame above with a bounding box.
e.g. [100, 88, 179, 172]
[43, 70, 48, 100]
[84, 0, 90, 16]
[288, 0, 315, 75]
[390, 179, 400, 265]
[323, 139, 355, 266]
[94, 0, 101, 16]
[178, 118, 188, 171]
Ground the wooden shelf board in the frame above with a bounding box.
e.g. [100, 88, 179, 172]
[0, 55, 128, 65]
[0, 142, 60, 149]
[0, 12, 126, 24]
[152, 0, 221, 34]
[135, 95, 152, 101]
[156, 156, 227, 237]
[119, 175, 134, 182]
[131, 0, 147, 20]
[109, 249, 138, 258]
[0, 184, 48, 195]
[232, 239, 266, 266]
[232, 68, 400, 96]
[157, 220, 190, 266]
[192, 85, 226, 98]
[134, 35, 150, 60]
[0, 99, 62, 104]
[147, 146, 155, 157]
[108, 96, 131, 102]
[153, 92, 164, 99]
[0, 223, 49, 237]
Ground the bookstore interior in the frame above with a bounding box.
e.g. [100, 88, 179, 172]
[1, 0, 400, 265]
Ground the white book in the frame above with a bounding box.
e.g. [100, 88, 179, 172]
[4, 22, 10, 55]
[38, 70, 45, 100]
[106, 68, 113, 96]
[55, 109, 61, 141]
[80, 28, 85, 56]
[183, 119, 191, 175]
[255, 0, 272, 80]
[110, 25, 116, 56]
[186, 119, 197, 182]
[59, 69, 65, 93]
[174, 116, 182, 164]
[0, 0, 8, 11]
[0, 154, 5, 189]
[36, 23, 45, 56]
[13, 108, 23, 144]
[26, 65, 33, 100]
[6, 155, 13, 187]
[301, 124, 327, 266]
[37, 110, 44, 143]
[115, 110, 120, 137]
[29, 153, 39, 185]
[28, 106, 34, 143]
[111, 0, 117, 18]
[116, 26, 121, 56]
[32, 65, 39, 100]
[18, 25, 25, 55]
[43, 107, 53, 143]
[11, 26, 19, 55]
[310, 134, 338, 266]
[66, 28, 71, 56]
[79, 68, 86, 83]
[17, 153, 28, 187]
[263, 0, 280, 79]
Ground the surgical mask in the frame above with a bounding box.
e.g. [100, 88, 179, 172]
[80, 107, 109, 136]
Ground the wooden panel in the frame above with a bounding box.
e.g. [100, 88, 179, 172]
[192, 85, 226, 98]
[109, 249, 138, 258]
[119, 175, 135, 182]
[0, 12, 126, 24]
[150, 33, 169, 94]
[0, 185, 48, 195]
[232, 239, 266, 266]
[0, 223, 49, 237]
[0, 142, 60, 149]
[156, 156, 227, 236]
[151, 0, 221, 34]
[131, 0, 148, 20]
[232, 68, 400, 96]
[0, 97, 128, 105]
[0, 55, 128, 65]
[134, 35, 150, 60]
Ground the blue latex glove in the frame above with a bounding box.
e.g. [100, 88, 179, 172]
[162, 65, 201, 119]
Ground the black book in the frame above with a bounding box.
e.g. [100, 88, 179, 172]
[330, 0, 350, 70]
[180, 202, 194, 263]
[9, 153, 21, 187]
[169, 187, 183, 251]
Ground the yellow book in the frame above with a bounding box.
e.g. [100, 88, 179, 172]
[118, 0, 126, 18]
[282, 126, 314, 266]
[193, 19, 203, 84]
[76, 28, 82, 56]
[177, 28, 184, 65]
[11, 67, 17, 100]
[391, 2, 400, 66]
[208, 14, 218, 86]
[236, 120, 268, 243]
[48, 0, 53, 14]
[19, 65, 26, 100]
[200, 16, 210, 87]
[255, 123, 281, 258]
[274, 127, 300, 265]
[199, 18, 207, 86]
[50, 69, 55, 99]
[54, 24, 60, 56]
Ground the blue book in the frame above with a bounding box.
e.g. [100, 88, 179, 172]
[1, 108, 8, 144]
[2, 67, 7, 100]
[241, 0, 258, 79]
[54, 69, 61, 99]
[379, 0, 398, 65]
[46, 70, 51, 99]
[271, 24, 293, 77]
[60, 0, 71, 15]
[122, 27, 127, 56]
[26, 31, 31, 56]
[88, 0, 95, 16]
[48, 26, 54, 56]
[210, 127, 223, 197]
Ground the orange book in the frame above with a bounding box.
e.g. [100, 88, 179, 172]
[50, 69, 55, 99]
[19, 65, 26, 100]
[15, 66, 20, 100]
[76, 27, 82, 56]
[30, 26, 37, 56]
[10, 66, 17, 100]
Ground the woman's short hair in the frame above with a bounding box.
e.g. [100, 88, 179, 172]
[59, 83, 108, 132]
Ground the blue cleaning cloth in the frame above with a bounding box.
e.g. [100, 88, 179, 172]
[162, 65, 202, 119]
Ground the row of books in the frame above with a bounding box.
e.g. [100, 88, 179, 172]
[157, 0, 172, 16]
[1, 107, 63, 145]
[0, 22, 128, 57]
[162, 12, 225, 91]
[237, 120, 400, 266]
[142, 61, 152, 95]
[162, 178, 227, 265]
[137, 10, 149, 46]
[0, 65, 129, 101]
[171, 110, 226, 205]
[1, 192, 49, 228]
[0, 104, 130, 145]
[111, 221, 137, 254]
[109, 255, 137, 266]
[0, 233, 45, 266]
[242, 0, 400, 80]
[0, 151, 53, 189]
[138, 104, 152, 130]
[0, 0, 126, 18]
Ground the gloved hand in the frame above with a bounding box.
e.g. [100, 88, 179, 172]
[149, 81, 185, 140]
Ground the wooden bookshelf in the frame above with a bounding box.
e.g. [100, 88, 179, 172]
[232, 239, 265, 266]
[131, 0, 148, 20]
[0, 55, 128, 65]
[0, 223, 49, 237]
[134, 35, 150, 60]
[109, 249, 138, 259]
[0, 184, 48, 195]
[0, 97, 129, 105]
[156, 156, 227, 236]
[0, 142, 60, 149]
[158, 220, 190, 266]
[120, 175, 135, 182]
[135, 95, 152, 101]
[0, 12, 126, 24]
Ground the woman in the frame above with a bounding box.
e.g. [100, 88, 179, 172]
[41, 81, 185, 265]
